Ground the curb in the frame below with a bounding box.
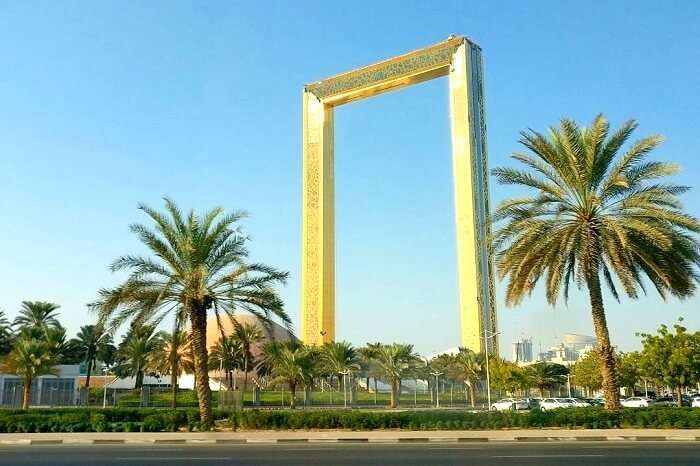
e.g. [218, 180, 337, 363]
[0, 436, 699, 446]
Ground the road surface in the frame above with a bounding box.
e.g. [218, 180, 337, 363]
[1, 441, 698, 465]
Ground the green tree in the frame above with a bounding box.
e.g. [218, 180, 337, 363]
[94, 199, 290, 425]
[493, 115, 700, 409]
[373, 343, 421, 408]
[0, 336, 58, 408]
[260, 341, 317, 409]
[113, 324, 165, 389]
[639, 321, 700, 406]
[321, 341, 361, 401]
[452, 348, 483, 407]
[526, 362, 568, 397]
[69, 324, 116, 391]
[13, 301, 60, 336]
[617, 351, 642, 394]
[0, 309, 15, 356]
[208, 334, 244, 390]
[151, 328, 189, 408]
[571, 351, 603, 396]
[233, 321, 263, 398]
[358, 343, 382, 398]
[489, 357, 524, 396]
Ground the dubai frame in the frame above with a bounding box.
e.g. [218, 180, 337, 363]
[301, 36, 498, 354]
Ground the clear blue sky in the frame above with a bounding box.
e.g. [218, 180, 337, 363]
[1, 1, 698, 357]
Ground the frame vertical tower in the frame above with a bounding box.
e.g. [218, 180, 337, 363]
[301, 36, 497, 353]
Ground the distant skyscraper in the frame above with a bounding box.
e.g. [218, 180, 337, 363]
[512, 338, 533, 363]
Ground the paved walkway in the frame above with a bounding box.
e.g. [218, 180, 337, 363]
[2, 429, 699, 445]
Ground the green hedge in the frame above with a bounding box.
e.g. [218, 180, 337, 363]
[0, 408, 233, 433]
[1, 407, 699, 433]
[231, 408, 700, 431]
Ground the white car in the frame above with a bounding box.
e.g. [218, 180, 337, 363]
[539, 398, 574, 411]
[691, 397, 700, 408]
[490, 398, 529, 411]
[564, 398, 591, 407]
[621, 397, 655, 408]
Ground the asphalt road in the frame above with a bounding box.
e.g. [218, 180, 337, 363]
[1, 442, 699, 466]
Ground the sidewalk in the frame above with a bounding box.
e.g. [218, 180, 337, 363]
[1, 429, 699, 445]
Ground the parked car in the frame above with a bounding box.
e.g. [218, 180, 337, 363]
[691, 397, 700, 408]
[490, 398, 529, 411]
[539, 398, 574, 411]
[520, 398, 541, 410]
[654, 396, 678, 407]
[585, 398, 604, 407]
[564, 398, 592, 407]
[621, 397, 655, 408]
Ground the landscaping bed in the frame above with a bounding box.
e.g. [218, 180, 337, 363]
[1, 407, 699, 433]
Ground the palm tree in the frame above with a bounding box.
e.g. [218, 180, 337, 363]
[321, 341, 360, 403]
[373, 343, 421, 408]
[209, 335, 244, 390]
[113, 324, 165, 389]
[69, 324, 115, 391]
[150, 329, 188, 408]
[0, 336, 58, 408]
[526, 362, 568, 397]
[493, 115, 700, 409]
[0, 309, 14, 356]
[358, 342, 382, 399]
[232, 321, 263, 399]
[13, 301, 60, 336]
[93, 199, 290, 425]
[260, 342, 316, 409]
[452, 348, 483, 407]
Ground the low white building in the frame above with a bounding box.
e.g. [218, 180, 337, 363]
[0, 365, 81, 407]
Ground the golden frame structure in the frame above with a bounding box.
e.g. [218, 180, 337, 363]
[301, 36, 498, 353]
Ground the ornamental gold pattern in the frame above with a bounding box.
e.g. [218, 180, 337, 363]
[301, 36, 498, 354]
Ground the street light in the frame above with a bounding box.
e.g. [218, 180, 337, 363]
[480, 330, 501, 410]
[430, 370, 443, 408]
[340, 369, 351, 408]
[102, 365, 111, 409]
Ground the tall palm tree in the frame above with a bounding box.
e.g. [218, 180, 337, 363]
[373, 343, 421, 408]
[0, 309, 14, 356]
[358, 342, 382, 398]
[69, 324, 115, 391]
[260, 341, 316, 409]
[493, 115, 700, 408]
[526, 362, 568, 397]
[113, 324, 165, 389]
[209, 335, 244, 390]
[232, 321, 263, 399]
[13, 301, 60, 336]
[321, 341, 361, 401]
[452, 348, 483, 407]
[0, 336, 58, 409]
[93, 199, 290, 425]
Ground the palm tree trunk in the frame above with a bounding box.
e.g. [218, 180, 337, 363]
[539, 387, 544, 398]
[85, 358, 93, 391]
[676, 385, 683, 407]
[190, 307, 212, 426]
[22, 377, 32, 409]
[242, 356, 248, 406]
[390, 379, 398, 408]
[290, 382, 297, 409]
[170, 342, 178, 409]
[586, 271, 620, 409]
[469, 383, 476, 408]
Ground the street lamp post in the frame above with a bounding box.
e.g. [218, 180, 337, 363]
[481, 330, 501, 410]
[340, 369, 350, 408]
[102, 366, 110, 409]
[430, 371, 443, 408]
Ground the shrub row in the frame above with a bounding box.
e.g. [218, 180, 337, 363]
[1, 407, 699, 433]
[0, 408, 232, 433]
[231, 407, 700, 431]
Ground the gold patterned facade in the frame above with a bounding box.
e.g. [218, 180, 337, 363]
[301, 36, 498, 353]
